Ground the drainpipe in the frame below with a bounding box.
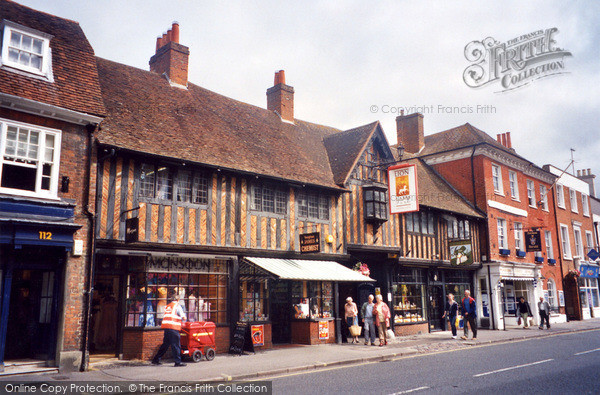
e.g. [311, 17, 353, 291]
[79, 124, 101, 372]
[470, 146, 477, 208]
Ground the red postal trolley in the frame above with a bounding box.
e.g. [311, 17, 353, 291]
[180, 321, 216, 362]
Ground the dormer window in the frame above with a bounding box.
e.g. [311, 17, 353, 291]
[1, 20, 53, 81]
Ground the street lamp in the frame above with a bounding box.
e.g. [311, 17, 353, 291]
[396, 143, 405, 161]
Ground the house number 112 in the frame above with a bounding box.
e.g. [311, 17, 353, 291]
[39, 231, 52, 240]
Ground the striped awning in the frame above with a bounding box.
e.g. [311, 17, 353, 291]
[501, 276, 535, 282]
[244, 257, 375, 282]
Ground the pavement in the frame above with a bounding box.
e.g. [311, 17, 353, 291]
[8, 318, 600, 382]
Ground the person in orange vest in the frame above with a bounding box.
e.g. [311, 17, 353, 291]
[151, 291, 187, 367]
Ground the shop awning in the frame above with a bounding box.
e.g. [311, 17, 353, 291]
[501, 276, 535, 282]
[244, 257, 375, 282]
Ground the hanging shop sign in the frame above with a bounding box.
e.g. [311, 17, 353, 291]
[388, 164, 419, 214]
[318, 320, 329, 340]
[300, 232, 320, 253]
[579, 264, 599, 279]
[587, 249, 600, 261]
[125, 217, 139, 243]
[525, 230, 542, 252]
[449, 240, 473, 265]
[251, 324, 264, 346]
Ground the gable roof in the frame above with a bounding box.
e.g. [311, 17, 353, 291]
[408, 158, 484, 218]
[95, 57, 343, 189]
[0, 0, 105, 117]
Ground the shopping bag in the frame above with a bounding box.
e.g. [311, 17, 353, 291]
[454, 316, 460, 328]
[349, 325, 361, 337]
[517, 316, 522, 325]
[386, 329, 395, 340]
[459, 318, 464, 329]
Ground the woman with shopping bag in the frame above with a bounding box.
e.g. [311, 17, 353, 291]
[442, 293, 459, 339]
[344, 297, 360, 344]
[373, 294, 391, 346]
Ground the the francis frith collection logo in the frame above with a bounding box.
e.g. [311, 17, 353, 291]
[463, 28, 571, 92]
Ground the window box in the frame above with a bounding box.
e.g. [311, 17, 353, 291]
[516, 250, 526, 258]
[499, 249, 510, 256]
[548, 258, 556, 265]
[535, 256, 544, 263]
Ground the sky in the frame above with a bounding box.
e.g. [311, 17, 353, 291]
[16, 0, 600, 190]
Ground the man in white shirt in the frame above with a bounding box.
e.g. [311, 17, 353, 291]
[538, 296, 551, 330]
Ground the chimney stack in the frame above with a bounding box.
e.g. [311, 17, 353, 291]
[506, 132, 512, 148]
[149, 22, 189, 87]
[267, 70, 295, 122]
[578, 168, 597, 198]
[396, 113, 424, 154]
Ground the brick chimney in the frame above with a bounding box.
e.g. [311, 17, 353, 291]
[396, 112, 424, 154]
[149, 22, 189, 87]
[267, 70, 294, 122]
[578, 168, 597, 198]
[495, 132, 513, 149]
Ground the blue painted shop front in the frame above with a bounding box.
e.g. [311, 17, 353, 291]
[0, 198, 79, 371]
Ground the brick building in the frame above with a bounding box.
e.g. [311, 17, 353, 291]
[544, 165, 598, 320]
[401, 115, 566, 329]
[0, 0, 105, 372]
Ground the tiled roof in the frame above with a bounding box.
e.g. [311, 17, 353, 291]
[0, 0, 106, 116]
[409, 158, 484, 218]
[95, 57, 343, 189]
[323, 122, 379, 186]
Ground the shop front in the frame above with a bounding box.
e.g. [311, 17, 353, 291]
[0, 199, 80, 370]
[93, 250, 235, 360]
[482, 262, 543, 330]
[578, 263, 600, 319]
[240, 257, 374, 347]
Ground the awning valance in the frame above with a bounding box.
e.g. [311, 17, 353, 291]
[501, 276, 535, 282]
[244, 257, 375, 282]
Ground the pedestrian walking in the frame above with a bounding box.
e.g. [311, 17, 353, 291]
[442, 293, 458, 339]
[460, 290, 477, 340]
[373, 294, 391, 346]
[516, 296, 532, 329]
[537, 296, 551, 330]
[151, 291, 187, 367]
[345, 297, 359, 344]
[361, 294, 376, 345]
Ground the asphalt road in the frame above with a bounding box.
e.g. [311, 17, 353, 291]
[270, 329, 600, 395]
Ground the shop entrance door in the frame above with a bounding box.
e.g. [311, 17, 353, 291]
[90, 275, 120, 354]
[428, 285, 445, 331]
[270, 281, 291, 343]
[5, 270, 56, 360]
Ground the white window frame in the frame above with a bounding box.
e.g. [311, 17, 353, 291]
[508, 171, 519, 200]
[569, 188, 578, 213]
[556, 184, 565, 209]
[573, 227, 583, 259]
[560, 224, 571, 260]
[0, 20, 53, 81]
[514, 222, 524, 252]
[0, 118, 61, 199]
[545, 230, 554, 260]
[546, 279, 557, 309]
[582, 194, 590, 217]
[585, 231, 594, 254]
[492, 164, 503, 195]
[526, 180, 536, 207]
[539, 185, 548, 211]
[497, 218, 507, 249]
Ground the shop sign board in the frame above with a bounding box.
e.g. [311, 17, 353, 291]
[449, 240, 473, 265]
[300, 232, 320, 253]
[318, 320, 329, 340]
[251, 324, 264, 346]
[579, 264, 599, 278]
[229, 322, 254, 355]
[388, 164, 419, 214]
[146, 256, 228, 274]
[587, 249, 600, 261]
[525, 230, 542, 252]
[125, 217, 139, 243]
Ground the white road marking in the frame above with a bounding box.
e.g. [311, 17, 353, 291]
[390, 386, 430, 394]
[574, 347, 600, 356]
[473, 359, 554, 377]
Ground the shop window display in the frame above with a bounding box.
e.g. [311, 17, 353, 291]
[291, 281, 333, 319]
[239, 262, 270, 322]
[125, 258, 229, 327]
[392, 268, 427, 324]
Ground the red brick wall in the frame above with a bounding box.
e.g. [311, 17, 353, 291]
[291, 320, 335, 345]
[0, 108, 95, 354]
